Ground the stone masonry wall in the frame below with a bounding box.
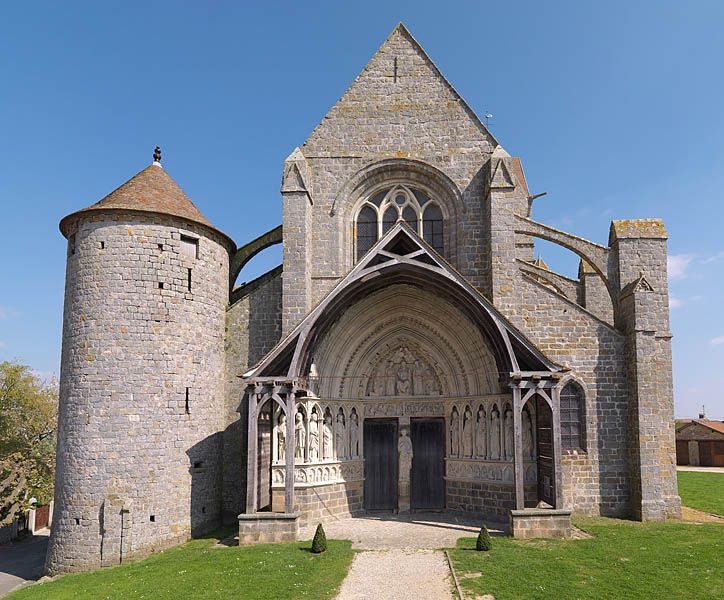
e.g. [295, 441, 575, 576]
[223, 270, 283, 521]
[447, 480, 538, 519]
[46, 212, 229, 574]
[288, 25, 497, 311]
[512, 275, 630, 517]
[293, 481, 363, 527]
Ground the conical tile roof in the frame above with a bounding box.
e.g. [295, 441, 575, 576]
[60, 162, 233, 248]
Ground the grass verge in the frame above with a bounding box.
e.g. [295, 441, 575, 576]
[450, 517, 723, 600]
[7, 535, 354, 600]
[677, 470, 724, 516]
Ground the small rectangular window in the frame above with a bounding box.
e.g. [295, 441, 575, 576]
[187, 268, 192, 292]
[100, 241, 105, 250]
[180, 235, 199, 258]
[185, 387, 190, 414]
[69, 234, 76, 256]
[158, 282, 164, 290]
[150, 515, 155, 522]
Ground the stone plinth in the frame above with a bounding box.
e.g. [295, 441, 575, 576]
[509, 508, 571, 539]
[238, 512, 299, 545]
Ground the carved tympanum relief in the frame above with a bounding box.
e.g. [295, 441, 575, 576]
[365, 343, 442, 397]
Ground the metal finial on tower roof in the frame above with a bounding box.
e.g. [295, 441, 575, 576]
[153, 146, 161, 163]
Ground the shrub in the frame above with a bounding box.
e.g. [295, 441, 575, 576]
[311, 523, 327, 553]
[476, 523, 492, 551]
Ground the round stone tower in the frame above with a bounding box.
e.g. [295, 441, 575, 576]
[46, 152, 235, 574]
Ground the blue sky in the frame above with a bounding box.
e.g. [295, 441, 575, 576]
[1, 1, 722, 418]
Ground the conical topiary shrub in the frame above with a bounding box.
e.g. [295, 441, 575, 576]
[476, 523, 492, 551]
[311, 523, 327, 553]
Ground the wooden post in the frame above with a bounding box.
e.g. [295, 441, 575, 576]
[513, 385, 525, 510]
[551, 385, 564, 509]
[245, 389, 259, 513]
[285, 390, 296, 513]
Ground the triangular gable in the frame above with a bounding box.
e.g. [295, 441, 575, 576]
[244, 221, 562, 381]
[301, 23, 497, 157]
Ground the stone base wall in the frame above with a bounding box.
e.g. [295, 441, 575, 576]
[238, 513, 299, 545]
[510, 509, 572, 539]
[293, 481, 364, 526]
[446, 480, 537, 518]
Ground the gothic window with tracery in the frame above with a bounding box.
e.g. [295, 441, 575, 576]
[560, 382, 586, 451]
[355, 185, 445, 260]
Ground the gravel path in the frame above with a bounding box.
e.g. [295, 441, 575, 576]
[336, 549, 453, 600]
[299, 512, 502, 549]
[301, 514, 499, 599]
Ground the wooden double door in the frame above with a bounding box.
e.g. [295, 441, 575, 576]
[363, 418, 445, 511]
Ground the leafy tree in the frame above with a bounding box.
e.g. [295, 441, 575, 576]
[0, 361, 58, 524]
[311, 523, 327, 553]
[476, 523, 492, 551]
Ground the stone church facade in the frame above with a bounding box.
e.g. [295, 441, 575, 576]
[46, 24, 680, 573]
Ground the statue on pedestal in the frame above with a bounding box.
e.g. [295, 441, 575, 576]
[277, 413, 286, 462]
[450, 408, 460, 457]
[475, 406, 486, 458]
[294, 412, 305, 460]
[322, 412, 333, 460]
[462, 407, 474, 458]
[349, 410, 359, 458]
[398, 427, 413, 481]
[490, 407, 501, 460]
[504, 408, 514, 460]
[335, 411, 347, 460]
[309, 411, 319, 461]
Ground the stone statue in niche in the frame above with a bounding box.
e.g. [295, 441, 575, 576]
[423, 365, 439, 395]
[396, 363, 412, 395]
[462, 407, 474, 458]
[412, 360, 425, 395]
[450, 408, 460, 457]
[349, 410, 359, 458]
[490, 407, 501, 459]
[322, 412, 333, 460]
[309, 411, 319, 461]
[385, 361, 397, 396]
[335, 411, 347, 460]
[504, 408, 514, 460]
[294, 412, 305, 460]
[522, 408, 534, 458]
[398, 427, 413, 481]
[370, 375, 384, 397]
[475, 406, 486, 458]
[277, 413, 286, 462]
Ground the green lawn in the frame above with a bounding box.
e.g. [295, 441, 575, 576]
[450, 518, 723, 600]
[677, 470, 724, 516]
[7, 535, 354, 600]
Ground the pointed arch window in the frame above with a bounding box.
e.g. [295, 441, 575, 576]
[354, 185, 446, 260]
[560, 382, 586, 451]
[356, 206, 378, 260]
